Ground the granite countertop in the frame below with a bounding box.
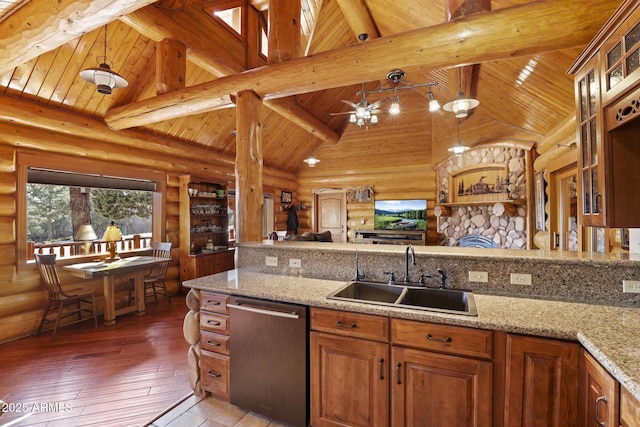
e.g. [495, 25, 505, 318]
[183, 269, 640, 401]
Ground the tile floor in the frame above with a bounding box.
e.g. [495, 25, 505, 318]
[147, 394, 290, 427]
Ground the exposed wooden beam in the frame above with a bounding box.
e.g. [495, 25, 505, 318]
[0, 0, 156, 75]
[120, 6, 246, 77]
[268, 0, 300, 63]
[335, 0, 380, 40]
[264, 98, 339, 144]
[103, 0, 619, 130]
[156, 39, 187, 95]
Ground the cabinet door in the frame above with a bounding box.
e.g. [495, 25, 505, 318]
[575, 54, 605, 227]
[310, 331, 389, 427]
[579, 349, 619, 427]
[391, 346, 492, 427]
[620, 386, 640, 427]
[504, 334, 579, 427]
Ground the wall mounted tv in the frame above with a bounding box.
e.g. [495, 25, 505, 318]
[374, 200, 427, 231]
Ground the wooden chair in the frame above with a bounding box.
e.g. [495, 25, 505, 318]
[129, 242, 172, 307]
[34, 253, 98, 341]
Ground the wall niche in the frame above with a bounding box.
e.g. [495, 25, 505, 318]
[434, 143, 534, 249]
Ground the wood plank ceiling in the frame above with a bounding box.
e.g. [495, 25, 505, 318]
[0, 0, 621, 173]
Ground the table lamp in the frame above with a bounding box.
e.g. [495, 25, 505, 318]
[102, 221, 122, 262]
[75, 224, 97, 254]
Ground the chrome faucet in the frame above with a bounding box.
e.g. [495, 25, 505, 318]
[404, 244, 416, 283]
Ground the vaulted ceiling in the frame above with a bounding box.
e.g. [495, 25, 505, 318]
[0, 0, 622, 173]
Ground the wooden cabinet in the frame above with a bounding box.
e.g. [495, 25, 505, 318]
[579, 348, 640, 427]
[620, 386, 640, 427]
[310, 308, 389, 427]
[179, 176, 234, 281]
[199, 291, 230, 400]
[580, 349, 619, 427]
[503, 334, 579, 427]
[569, 0, 640, 228]
[310, 308, 495, 427]
[390, 319, 493, 427]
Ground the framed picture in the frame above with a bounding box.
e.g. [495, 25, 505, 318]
[535, 171, 546, 231]
[281, 191, 292, 204]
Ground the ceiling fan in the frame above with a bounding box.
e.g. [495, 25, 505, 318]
[330, 82, 383, 128]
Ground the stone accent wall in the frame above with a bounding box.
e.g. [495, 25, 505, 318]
[436, 147, 529, 249]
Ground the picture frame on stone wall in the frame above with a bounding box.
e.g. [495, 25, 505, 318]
[535, 171, 546, 231]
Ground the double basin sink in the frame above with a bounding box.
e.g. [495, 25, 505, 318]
[327, 281, 478, 316]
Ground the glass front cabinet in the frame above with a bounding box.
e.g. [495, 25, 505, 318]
[570, 0, 640, 229]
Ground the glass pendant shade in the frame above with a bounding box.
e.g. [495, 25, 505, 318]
[303, 154, 320, 167]
[443, 93, 480, 118]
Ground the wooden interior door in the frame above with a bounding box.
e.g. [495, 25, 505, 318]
[550, 165, 580, 251]
[315, 191, 346, 242]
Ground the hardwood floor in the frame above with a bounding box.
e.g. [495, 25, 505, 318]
[0, 296, 190, 427]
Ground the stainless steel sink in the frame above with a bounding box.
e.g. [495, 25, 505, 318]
[330, 281, 404, 304]
[327, 281, 478, 316]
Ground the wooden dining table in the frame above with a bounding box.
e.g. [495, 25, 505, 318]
[64, 255, 170, 326]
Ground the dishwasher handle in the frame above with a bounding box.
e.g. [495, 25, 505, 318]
[227, 302, 300, 319]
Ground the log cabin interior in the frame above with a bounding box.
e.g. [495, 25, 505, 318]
[2, 0, 640, 425]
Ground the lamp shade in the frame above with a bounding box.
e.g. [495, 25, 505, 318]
[102, 223, 122, 242]
[80, 64, 128, 95]
[75, 224, 97, 241]
[442, 93, 480, 118]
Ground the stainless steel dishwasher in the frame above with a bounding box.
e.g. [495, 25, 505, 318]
[228, 296, 308, 427]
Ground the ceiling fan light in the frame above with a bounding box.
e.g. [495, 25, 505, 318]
[370, 115, 378, 125]
[349, 113, 357, 124]
[357, 118, 364, 127]
[427, 89, 440, 112]
[389, 101, 400, 115]
[356, 106, 366, 118]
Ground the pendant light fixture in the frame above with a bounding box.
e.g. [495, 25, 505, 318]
[80, 24, 128, 95]
[448, 122, 470, 156]
[443, 67, 479, 118]
[303, 154, 320, 167]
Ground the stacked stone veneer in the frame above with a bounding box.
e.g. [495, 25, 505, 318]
[437, 147, 528, 249]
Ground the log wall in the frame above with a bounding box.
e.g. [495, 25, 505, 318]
[0, 98, 295, 343]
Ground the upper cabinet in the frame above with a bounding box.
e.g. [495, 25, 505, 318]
[570, 0, 640, 228]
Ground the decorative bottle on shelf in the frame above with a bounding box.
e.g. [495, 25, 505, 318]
[205, 238, 214, 251]
[190, 241, 195, 254]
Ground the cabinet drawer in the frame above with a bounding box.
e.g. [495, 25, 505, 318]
[200, 312, 229, 334]
[621, 386, 640, 427]
[201, 292, 229, 314]
[310, 308, 389, 342]
[200, 350, 229, 400]
[201, 330, 230, 355]
[391, 318, 493, 359]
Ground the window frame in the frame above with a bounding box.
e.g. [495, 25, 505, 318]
[17, 151, 166, 269]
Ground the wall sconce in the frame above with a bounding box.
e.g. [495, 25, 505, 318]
[360, 217, 365, 225]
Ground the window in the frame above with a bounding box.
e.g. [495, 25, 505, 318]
[208, 4, 243, 36]
[18, 152, 165, 264]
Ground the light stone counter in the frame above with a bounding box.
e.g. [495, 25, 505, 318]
[183, 268, 640, 402]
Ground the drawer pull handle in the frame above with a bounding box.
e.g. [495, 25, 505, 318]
[208, 301, 221, 305]
[207, 341, 221, 347]
[336, 321, 357, 328]
[207, 370, 222, 378]
[426, 334, 452, 343]
[207, 320, 221, 326]
[378, 358, 385, 380]
[395, 362, 402, 385]
[594, 395, 607, 427]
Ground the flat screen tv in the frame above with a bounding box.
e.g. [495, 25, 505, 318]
[374, 199, 427, 231]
